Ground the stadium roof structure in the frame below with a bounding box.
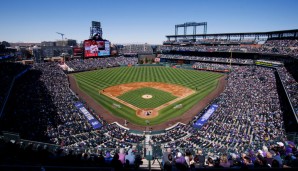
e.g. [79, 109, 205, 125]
[166, 29, 298, 41]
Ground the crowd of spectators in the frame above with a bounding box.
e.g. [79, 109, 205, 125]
[65, 56, 138, 72]
[0, 61, 144, 149]
[277, 66, 298, 114]
[192, 62, 231, 71]
[151, 123, 189, 144]
[160, 45, 250, 53]
[194, 39, 257, 45]
[0, 55, 298, 169]
[160, 140, 298, 170]
[118, 44, 153, 54]
[0, 137, 143, 170]
[1, 136, 297, 170]
[160, 54, 254, 64]
[260, 39, 298, 57]
[264, 39, 298, 47]
[152, 66, 287, 156]
[163, 39, 257, 46]
[1, 63, 92, 142]
[159, 38, 298, 58]
[0, 62, 28, 109]
[105, 123, 145, 143]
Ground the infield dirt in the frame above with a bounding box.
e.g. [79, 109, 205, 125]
[68, 74, 227, 131]
[100, 82, 195, 119]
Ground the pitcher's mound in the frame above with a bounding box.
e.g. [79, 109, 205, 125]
[142, 94, 152, 99]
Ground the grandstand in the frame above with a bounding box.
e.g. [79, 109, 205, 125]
[1, 27, 298, 170]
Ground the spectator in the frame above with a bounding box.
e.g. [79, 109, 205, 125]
[271, 159, 280, 168]
[194, 149, 205, 168]
[118, 148, 125, 165]
[242, 156, 254, 169]
[184, 149, 193, 167]
[219, 153, 230, 168]
[125, 149, 135, 166]
[111, 153, 123, 171]
[205, 157, 215, 168]
[175, 152, 188, 170]
[162, 147, 172, 166]
[164, 154, 173, 171]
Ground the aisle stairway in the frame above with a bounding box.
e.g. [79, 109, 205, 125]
[139, 158, 162, 170]
[138, 134, 162, 170]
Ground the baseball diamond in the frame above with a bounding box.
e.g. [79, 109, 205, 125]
[70, 66, 225, 128]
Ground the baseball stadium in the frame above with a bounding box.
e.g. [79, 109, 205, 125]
[1, 6, 298, 171]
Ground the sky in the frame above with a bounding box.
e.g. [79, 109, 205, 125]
[1, 0, 298, 45]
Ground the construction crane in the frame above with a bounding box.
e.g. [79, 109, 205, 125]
[56, 32, 65, 40]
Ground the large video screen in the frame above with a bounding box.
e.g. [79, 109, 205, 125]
[84, 40, 110, 57]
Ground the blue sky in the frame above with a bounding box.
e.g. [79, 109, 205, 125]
[1, 0, 298, 44]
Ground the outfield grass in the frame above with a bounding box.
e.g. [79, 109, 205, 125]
[73, 66, 223, 126]
[118, 87, 177, 108]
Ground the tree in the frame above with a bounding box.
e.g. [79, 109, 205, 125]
[0, 44, 5, 51]
[1, 41, 10, 47]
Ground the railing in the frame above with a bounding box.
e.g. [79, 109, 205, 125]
[275, 70, 298, 124]
[0, 67, 30, 118]
[2, 131, 298, 170]
[0, 77, 15, 118]
[286, 132, 298, 145]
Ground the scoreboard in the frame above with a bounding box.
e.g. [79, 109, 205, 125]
[73, 47, 83, 58]
[84, 40, 110, 57]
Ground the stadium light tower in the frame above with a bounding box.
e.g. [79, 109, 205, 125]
[56, 32, 65, 40]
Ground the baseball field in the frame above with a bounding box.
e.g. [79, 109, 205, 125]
[72, 66, 224, 126]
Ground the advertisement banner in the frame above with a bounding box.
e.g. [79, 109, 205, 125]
[0, 55, 13, 60]
[74, 102, 102, 129]
[193, 104, 218, 129]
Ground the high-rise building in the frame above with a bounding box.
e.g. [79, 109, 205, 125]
[32, 45, 43, 63]
[41, 46, 72, 58]
[41, 41, 56, 47]
[56, 39, 77, 47]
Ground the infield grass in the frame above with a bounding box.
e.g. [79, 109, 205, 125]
[118, 87, 177, 108]
[73, 66, 223, 126]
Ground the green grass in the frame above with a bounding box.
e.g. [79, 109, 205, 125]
[73, 66, 223, 126]
[118, 87, 177, 108]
